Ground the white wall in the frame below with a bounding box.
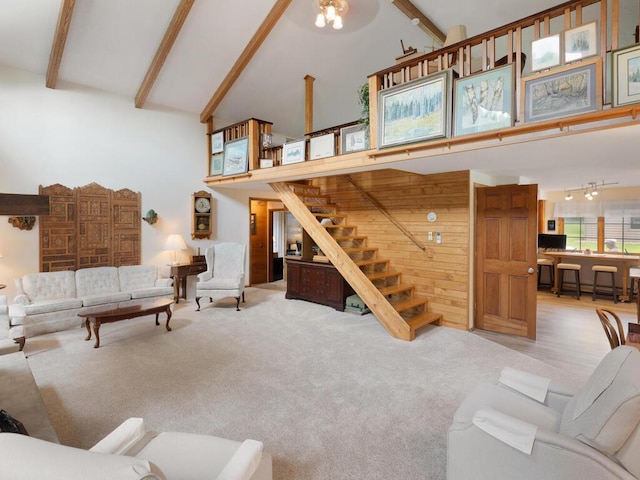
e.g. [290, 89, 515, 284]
[0, 65, 277, 300]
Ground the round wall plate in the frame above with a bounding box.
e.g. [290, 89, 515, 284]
[427, 212, 437, 222]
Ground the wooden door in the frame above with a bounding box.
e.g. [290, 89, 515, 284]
[476, 184, 538, 339]
[249, 199, 269, 285]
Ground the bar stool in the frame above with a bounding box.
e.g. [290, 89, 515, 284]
[556, 263, 581, 299]
[537, 258, 554, 289]
[629, 267, 640, 301]
[592, 265, 617, 303]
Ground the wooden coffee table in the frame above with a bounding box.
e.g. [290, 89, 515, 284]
[78, 298, 174, 348]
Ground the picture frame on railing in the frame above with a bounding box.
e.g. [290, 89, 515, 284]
[340, 123, 368, 153]
[222, 137, 249, 176]
[209, 152, 223, 176]
[531, 34, 561, 72]
[612, 43, 640, 107]
[211, 131, 224, 154]
[281, 140, 306, 165]
[564, 21, 598, 63]
[378, 70, 451, 148]
[309, 133, 335, 160]
[521, 57, 601, 123]
[453, 64, 515, 136]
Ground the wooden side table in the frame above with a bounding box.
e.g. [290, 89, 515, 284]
[170, 263, 207, 303]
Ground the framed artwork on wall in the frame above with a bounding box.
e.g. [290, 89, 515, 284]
[377, 70, 451, 148]
[222, 137, 249, 176]
[309, 133, 335, 160]
[340, 123, 368, 153]
[521, 57, 601, 123]
[282, 140, 306, 165]
[453, 63, 515, 136]
[209, 152, 223, 176]
[564, 21, 598, 63]
[531, 34, 561, 71]
[612, 43, 640, 107]
[211, 131, 224, 154]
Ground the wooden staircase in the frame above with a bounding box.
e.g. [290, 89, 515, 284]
[272, 181, 442, 341]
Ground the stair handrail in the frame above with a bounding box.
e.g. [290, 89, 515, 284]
[345, 176, 426, 252]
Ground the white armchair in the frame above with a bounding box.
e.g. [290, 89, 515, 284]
[195, 243, 246, 312]
[0, 295, 25, 355]
[448, 346, 640, 480]
[0, 417, 272, 480]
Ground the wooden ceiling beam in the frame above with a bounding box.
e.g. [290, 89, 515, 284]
[390, 0, 446, 44]
[135, 0, 195, 109]
[200, 0, 293, 123]
[0, 194, 50, 216]
[46, 0, 76, 89]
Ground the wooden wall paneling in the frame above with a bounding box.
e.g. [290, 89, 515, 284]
[112, 188, 141, 266]
[313, 169, 470, 329]
[39, 184, 76, 272]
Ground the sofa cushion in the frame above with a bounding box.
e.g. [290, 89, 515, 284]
[76, 267, 120, 298]
[0, 432, 163, 480]
[81, 292, 132, 307]
[22, 298, 83, 315]
[21, 271, 76, 302]
[560, 346, 640, 474]
[130, 287, 174, 300]
[119, 266, 158, 292]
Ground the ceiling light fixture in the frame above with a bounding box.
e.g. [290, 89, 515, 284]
[315, 0, 349, 30]
[563, 180, 618, 201]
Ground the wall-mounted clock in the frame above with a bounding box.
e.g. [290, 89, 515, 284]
[192, 190, 212, 240]
[195, 197, 211, 213]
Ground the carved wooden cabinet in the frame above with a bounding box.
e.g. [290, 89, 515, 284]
[285, 258, 354, 311]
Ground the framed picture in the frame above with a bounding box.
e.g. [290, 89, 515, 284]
[250, 213, 256, 235]
[340, 124, 368, 153]
[453, 64, 515, 136]
[531, 34, 561, 71]
[309, 133, 335, 160]
[547, 219, 556, 231]
[564, 21, 598, 63]
[378, 70, 451, 148]
[612, 43, 640, 107]
[209, 152, 223, 176]
[211, 131, 224, 154]
[222, 137, 249, 176]
[521, 57, 601, 123]
[282, 140, 306, 165]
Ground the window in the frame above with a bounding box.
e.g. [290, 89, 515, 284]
[604, 217, 640, 253]
[564, 217, 597, 251]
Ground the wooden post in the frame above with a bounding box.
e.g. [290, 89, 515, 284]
[304, 75, 315, 135]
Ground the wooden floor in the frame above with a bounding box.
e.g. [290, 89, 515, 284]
[474, 289, 638, 378]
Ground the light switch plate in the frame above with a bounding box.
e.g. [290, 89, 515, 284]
[436, 232, 442, 244]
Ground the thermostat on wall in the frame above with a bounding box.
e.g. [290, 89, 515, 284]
[427, 212, 437, 222]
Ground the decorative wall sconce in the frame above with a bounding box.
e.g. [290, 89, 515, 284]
[8, 216, 36, 230]
[142, 209, 158, 225]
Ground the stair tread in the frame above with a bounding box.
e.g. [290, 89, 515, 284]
[324, 224, 357, 229]
[406, 312, 443, 330]
[343, 247, 377, 253]
[315, 213, 346, 218]
[356, 259, 389, 267]
[392, 297, 428, 312]
[332, 235, 367, 240]
[378, 284, 414, 296]
[366, 271, 401, 281]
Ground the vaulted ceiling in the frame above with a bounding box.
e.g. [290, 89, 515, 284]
[2, 0, 640, 194]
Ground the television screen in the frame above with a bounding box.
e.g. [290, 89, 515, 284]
[538, 233, 567, 249]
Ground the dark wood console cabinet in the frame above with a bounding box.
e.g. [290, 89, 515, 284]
[285, 258, 354, 311]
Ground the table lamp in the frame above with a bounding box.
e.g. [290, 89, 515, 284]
[164, 234, 187, 265]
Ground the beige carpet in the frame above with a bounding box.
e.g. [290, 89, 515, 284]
[23, 286, 588, 479]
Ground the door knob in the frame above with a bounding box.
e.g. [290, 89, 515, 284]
[527, 267, 535, 274]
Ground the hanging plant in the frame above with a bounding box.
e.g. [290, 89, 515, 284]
[357, 82, 369, 130]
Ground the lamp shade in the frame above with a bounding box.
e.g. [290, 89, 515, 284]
[164, 234, 187, 251]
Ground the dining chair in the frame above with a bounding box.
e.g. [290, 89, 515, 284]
[596, 307, 626, 350]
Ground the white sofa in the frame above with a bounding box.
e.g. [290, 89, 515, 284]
[0, 417, 272, 480]
[13, 266, 174, 338]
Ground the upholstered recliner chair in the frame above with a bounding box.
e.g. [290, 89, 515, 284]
[196, 243, 246, 312]
[0, 417, 272, 479]
[448, 346, 640, 480]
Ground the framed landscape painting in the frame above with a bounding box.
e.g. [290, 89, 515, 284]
[564, 21, 598, 63]
[222, 137, 249, 176]
[612, 43, 640, 107]
[531, 34, 561, 71]
[522, 57, 601, 123]
[340, 123, 368, 153]
[282, 140, 306, 165]
[378, 70, 451, 148]
[453, 64, 514, 136]
[211, 131, 224, 154]
[209, 152, 223, 176]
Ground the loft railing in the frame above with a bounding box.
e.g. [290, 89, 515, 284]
[366, 0, 640, 149]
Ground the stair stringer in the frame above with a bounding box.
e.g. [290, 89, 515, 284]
[271, 182, 413, 341]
